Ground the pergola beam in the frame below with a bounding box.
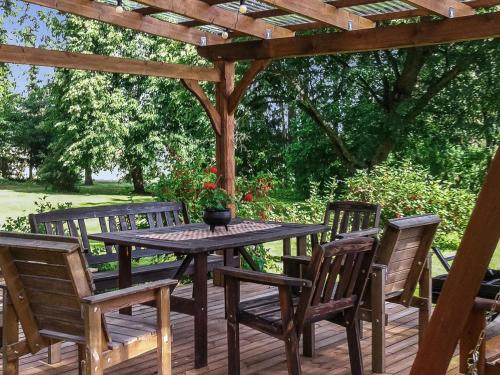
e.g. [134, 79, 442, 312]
[22, 0, 226, 46]
[0, 44, 221, 82]
[133, 0, 294, 39]
[198, 11, 500, 61]
[256, 0, 375, 30]
[404, 0, 474, 17]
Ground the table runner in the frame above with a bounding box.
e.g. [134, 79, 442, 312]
[137, 221, 281, 241]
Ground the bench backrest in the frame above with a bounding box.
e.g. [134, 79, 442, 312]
[0, 232, 97, 353]
[295, 237, 377, 332]
[377, 214, 440, 306]
[322, 201, 381, 243]
[29, 201, 190, 255]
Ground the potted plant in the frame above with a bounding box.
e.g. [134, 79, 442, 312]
[199, 169, 233, 231]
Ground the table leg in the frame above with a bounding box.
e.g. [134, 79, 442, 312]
[297, 236, 307, 256]
[118, 244, 132, 315]
[303, 233, 318, 357]
[283, 238, 291, 256]
[193, 252, 208, 369]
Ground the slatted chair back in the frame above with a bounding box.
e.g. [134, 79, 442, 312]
[28, 201, 190, 257]
[377, 214, 440, 306]
[321, 201, 381, 243]
[295, 237, 377, 331]
[0, 232, 103, 354]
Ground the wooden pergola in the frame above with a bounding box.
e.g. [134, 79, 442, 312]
[1, 0, 499, 373]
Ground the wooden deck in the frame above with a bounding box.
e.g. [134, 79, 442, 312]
[0, 281, 472, 374]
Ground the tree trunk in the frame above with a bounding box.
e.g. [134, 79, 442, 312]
[130, 165, 146, 194]
[0, 157, 10, 178]
[84, 167, 93, 186]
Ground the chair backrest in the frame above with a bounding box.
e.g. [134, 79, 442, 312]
[322, 201, 381, 243]
[377, 214, 440, 306]
[295, 237, 377, 331]
[29, 201, 190, 255]
[0, 232, 97, 353]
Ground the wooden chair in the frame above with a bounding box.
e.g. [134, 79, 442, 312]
[360, 214, 440, 373]
[217, 237, 378, 375]
[321, 201, 381, 243]
[0, 231, 176, 375]
[29, 201, 223, 291]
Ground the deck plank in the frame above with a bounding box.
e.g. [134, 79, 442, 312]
[0, 281, 473, 374]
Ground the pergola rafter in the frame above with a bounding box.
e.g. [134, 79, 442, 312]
[22, 0, 228, 46]
[132, 0, 294, 39]
[2, 0, 500, 372]
[404, 0, 474, 17]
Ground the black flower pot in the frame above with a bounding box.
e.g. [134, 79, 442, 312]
[203, 208, 231, 232]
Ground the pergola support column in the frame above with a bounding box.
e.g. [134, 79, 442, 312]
[215, 61, 236, 213]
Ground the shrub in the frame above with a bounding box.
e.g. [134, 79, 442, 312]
[341, 162, 476, 251]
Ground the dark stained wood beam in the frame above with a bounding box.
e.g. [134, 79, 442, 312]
[228, 59, 271, 114]
[133, 0, 294, 39]
[181, 79, 222, 135]
[404, 0, 474, 17]
[22, 0, 227, 46]
[410, 147, 500, 374]
[198, 11, 500, 61]
[0, 44, 221, 81]
[256, 0, 375, 30]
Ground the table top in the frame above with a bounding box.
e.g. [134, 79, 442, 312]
[88, 218, 327, 254]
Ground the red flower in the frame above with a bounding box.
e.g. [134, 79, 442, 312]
[209, 166, 218, 174]
[203, 182, 217, 190]
[243, 193, 253, 202]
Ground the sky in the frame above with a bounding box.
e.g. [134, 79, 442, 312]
[3, 2, 56, 94]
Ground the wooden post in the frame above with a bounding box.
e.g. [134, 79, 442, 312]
[215, 61, 236, 211]
[213, 61, 236, 287]
[410, 148, 500, 375]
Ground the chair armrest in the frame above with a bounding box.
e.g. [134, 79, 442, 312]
[282, 255, 311, 266]
[336, 228, 379, 239]
[215, 267, 311, 288]
[372, 263, 387, 272]
[81, 279, 178, 313]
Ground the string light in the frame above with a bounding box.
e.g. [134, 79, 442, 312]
[239, 0, 248, 14]
[116, 0, 124, 13]
[221, 31, 229, 39]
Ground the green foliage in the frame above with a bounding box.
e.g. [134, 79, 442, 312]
[1, 196, 72, 232]
[341, 161, 475, 250]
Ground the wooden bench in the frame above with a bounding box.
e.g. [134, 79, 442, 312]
[0, 231, 176, 375]
[29, 202, 224, 291]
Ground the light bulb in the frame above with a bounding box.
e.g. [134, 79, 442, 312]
[116, 5, 124, 13]
[239, 4, 248, 13]
[221, 31, 229, 39]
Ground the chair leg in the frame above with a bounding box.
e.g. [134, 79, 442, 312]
[3, 290, 19, 375]
[418, 255, 432, 344]
[157, 287, 172, 375]
[48, 341, 62, 364]
[284, 332, 302, 375]
[371, 267, 386, 374]
[78, 344, 85, 375]
[302, 322, 315, 357]
[226, 278, 241, 375]
[346, 319, 364, 375]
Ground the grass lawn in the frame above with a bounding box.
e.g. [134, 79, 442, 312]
[1, 179, 498, 276]
[0, 180, 153, 226]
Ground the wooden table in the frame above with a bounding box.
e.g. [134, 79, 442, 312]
[89, 219, 326, 370]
